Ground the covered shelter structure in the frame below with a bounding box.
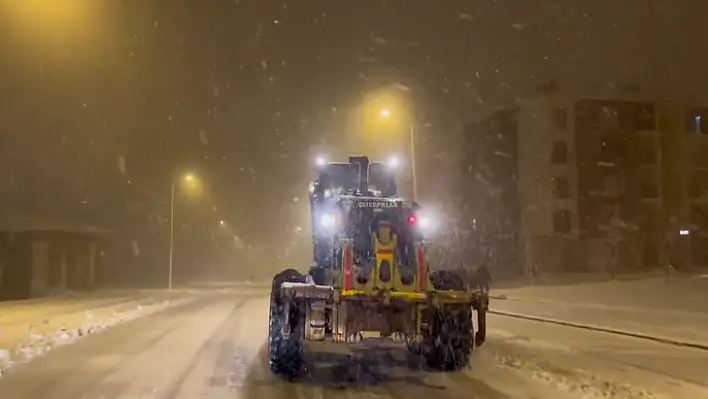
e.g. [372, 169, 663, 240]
[0, 210, 112, 301]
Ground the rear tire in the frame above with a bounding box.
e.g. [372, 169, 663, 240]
[421, 305, 474, 370]
[424, 271, 474, 370]
[268, 269, 306, 379]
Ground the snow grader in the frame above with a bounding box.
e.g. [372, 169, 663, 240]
[267, 155, 488, 378]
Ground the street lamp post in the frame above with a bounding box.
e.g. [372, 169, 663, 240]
[409, 110, 418, 201]
[168, 183, 176, 291]
[168, 173, 195, 291]
[380, 103, 418, 200]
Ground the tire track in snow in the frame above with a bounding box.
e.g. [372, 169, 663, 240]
[161, 298, 248, 398]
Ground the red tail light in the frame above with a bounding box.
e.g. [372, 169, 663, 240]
[416, 246, 427, 291]
[343, 243, 353, 289]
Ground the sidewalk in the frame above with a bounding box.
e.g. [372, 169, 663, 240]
[0, 290, 195, 374]
[491, 276, 708, 347]
[0, 294, 137, 327]
[494, 275, 708, 313]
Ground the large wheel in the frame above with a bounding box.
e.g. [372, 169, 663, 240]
[421, 305, 474, 370]
[424, 270, 474, 370]
[268, 269, 306, 379]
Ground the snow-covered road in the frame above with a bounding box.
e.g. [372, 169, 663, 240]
[0, 289, 705, 398]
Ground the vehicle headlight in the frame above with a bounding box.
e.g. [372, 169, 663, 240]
[419, 216, 432, 229]
[319, 213, 336, 227]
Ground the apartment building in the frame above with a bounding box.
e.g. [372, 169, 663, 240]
[459, 109, 522, 277]
[673, 104, 708, 266]
[460, 93, 708, 275]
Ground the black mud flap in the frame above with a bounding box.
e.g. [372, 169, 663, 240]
[473, 295, 488, 347]
[475, 309, 486, 346]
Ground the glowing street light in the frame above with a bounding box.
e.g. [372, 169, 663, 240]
[4, 0, 96, 32]
[169, 172, 199, 291]
[219, 220, 225, 226]
[381, 104, 418, 200]
[5, 0, 103, 70]
[364, 88, 419, 200]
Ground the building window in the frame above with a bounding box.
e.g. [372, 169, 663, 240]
[635, 104, 656, 131]
[552, 106, 567, 131]
[692, 115, 703, 134]
[551, 141, 568, 164]
[636, 203, 660, 231]
[642, 241, 659, 266]
[553, 210, 572, 234]
[689, 171, 708, 199]
[552, 176, 570, 198]
[640, 180, 659, 199]
[690, 204, 708, 230]
[637, 137, 658, 165]
[687, 108, 708, 134]
[599, 106, 620, 129]
[602, 175, 620, 197]
[601, 204, 617, 225]
[599, 138, 628, 163]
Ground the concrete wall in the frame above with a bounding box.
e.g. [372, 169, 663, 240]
[30, 241, 49, 297]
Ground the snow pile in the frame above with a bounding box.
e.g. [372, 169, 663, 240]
[0, 297, 190, 377]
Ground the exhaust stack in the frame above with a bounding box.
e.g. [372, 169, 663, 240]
[348, 156, 370, 195]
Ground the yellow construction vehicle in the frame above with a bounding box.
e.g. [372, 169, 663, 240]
[267, 156, 488, 378]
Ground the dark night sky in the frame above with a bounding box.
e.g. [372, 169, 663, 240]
[0, 1, 705, 278]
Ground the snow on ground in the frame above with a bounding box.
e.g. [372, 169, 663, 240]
[491, 301, 708, 348]
[491, 275, 708, 347]
[1, 290, 705, 398]
[494, 274, 708, 313]
[481, 275, 708, 397]
[478, 314, 708, 399]
[0, 292, 196, 377]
